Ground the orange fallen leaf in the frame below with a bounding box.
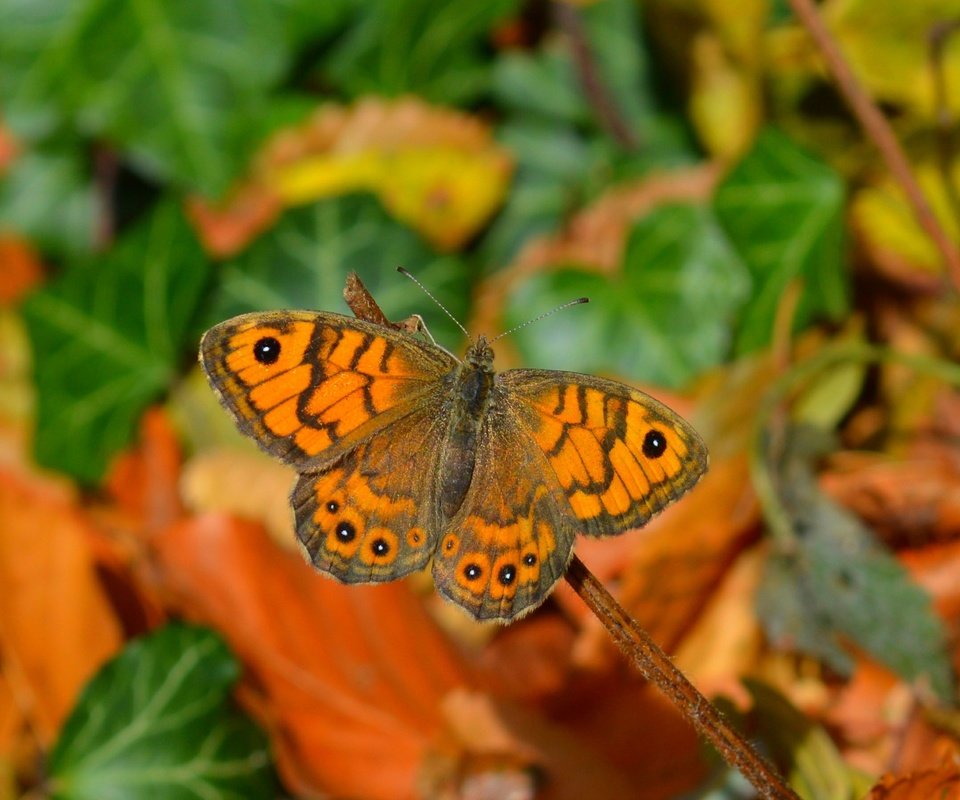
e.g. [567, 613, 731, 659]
[617, 452, 759, 654]
[0, 468, 123, 745]
[866, 759, 960, 799]
[180, 447, 296, 548]
[821, 450, 960, 549]
[152, 513, 474, 799]
[103, 407, 184, 536]
[0, 237, 43, 306]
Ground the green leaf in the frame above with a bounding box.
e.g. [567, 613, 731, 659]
[325, 0, 519, 105]
[207, 194, 472, 349]
[713, 127, 848, 355]
[504, 203, 749, 387]
[0, 143, 98, 258]
[757, 427, 954, 700]
[21, 202, 211, 483]
[483, 0, 694, 268]
[48, 623, 274, 800]
[0, 0, 312, 195]
[713, 680, 868, 800]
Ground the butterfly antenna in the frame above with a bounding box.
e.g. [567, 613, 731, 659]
[397, 267, 469, 337]
[490, 297, 589, 344]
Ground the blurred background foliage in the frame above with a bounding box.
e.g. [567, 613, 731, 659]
[3, 0, 960, 798]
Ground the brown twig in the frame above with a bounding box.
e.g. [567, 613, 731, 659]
[786, 0, 960, 291]
[343, 273, 796, 797]
[553, 0, 641, 151]
[565, 556, 800, 800]
[930, 19, 960, 229]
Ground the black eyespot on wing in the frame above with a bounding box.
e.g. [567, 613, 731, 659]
[523, 553, 537, 567]
[253, 336, 281, 365]
[372, 538, 390, 557]
[642, 429, 667, 458]
[336, 521, 356, 542]
[326, 500, 339, 513]
[463, 563, 482, 581]
[497, 564, 516, 586]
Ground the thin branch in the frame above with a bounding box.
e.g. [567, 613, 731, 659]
[553, 1, 641, 151]
[786, 0, 960, 291]
[342, 272, 798, 798]
[564, 556, 800, 800]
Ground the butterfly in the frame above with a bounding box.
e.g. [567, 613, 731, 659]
[199, 306, 708, 623]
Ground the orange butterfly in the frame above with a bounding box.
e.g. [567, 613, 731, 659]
[200, 307, 708, 622]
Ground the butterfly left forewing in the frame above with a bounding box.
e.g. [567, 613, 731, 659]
[500, 369, 708, 537]
[200, 310, 456, 471]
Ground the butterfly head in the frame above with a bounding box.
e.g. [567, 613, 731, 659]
[465, 335, 495, 370]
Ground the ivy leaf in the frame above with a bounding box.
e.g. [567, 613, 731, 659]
[0, 0, 310, 195]
[714, 127, 848, 354]
[48, 623, 275, 800]
[325, 0, 519, 105]
[483, 0, 694, 268]
[757, 427, 954, 701]
[504, 203, 749, 387]
[21, 202, 211, 483]
[0, 143, 99, 258]
[207, 194, 472, 349]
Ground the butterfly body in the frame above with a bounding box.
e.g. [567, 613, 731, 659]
[200, 310, 707, 622]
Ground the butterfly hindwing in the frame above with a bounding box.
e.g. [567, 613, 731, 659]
[199, 311, 456, 470]
[292, 397, 449, 583]
[500, 369, 708, 537]
[431, 395, 575, 622]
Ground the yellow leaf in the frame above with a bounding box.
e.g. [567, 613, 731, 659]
[825, 0, 960, 115]
[851, 158, 960, 284]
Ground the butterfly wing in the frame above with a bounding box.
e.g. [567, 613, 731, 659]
[500, 369, 709, 537]
[431, 395, 575, 622]
[199, 310, 457, 470]
[292, 394, 450, 582]
[431, 370, 707, 623]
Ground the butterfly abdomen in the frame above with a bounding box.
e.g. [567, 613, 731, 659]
[438, 358, 495, 520]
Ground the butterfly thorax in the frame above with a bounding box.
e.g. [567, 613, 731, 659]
[438, 336, 497, 519]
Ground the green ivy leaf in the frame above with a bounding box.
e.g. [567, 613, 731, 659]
[504, 203, 749, 387]
[207, 194, 472, 349]
[0, 0, 321, 196]
[48, 623, 275, 800]
[21, 202, 211, 483]
[757, 428, 954, 701]
[714, 127, 848, 354]
[325, 0, 519, 105]
[483, 0, 694, 268]
[0, 144, 99, 258]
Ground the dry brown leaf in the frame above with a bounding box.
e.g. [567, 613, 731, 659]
[616, 453, 759, 654]
[821, 451, 960, 549]
[0, 237, 43, 306]
[866, 759, 960, 799]
[152, 513, 474, 800]
[0, 122, 17, 174]
[103, 407, 184, 536]
[188, 97, 512, 255]
[180, 448, 296, 548]
[0, 468, 123, 745]
[473, 166, 717, 341]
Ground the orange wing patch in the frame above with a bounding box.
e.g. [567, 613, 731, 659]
[502, 370, 708, 538]
[292, 401, 447, 583]
[199, 310, 455, 469]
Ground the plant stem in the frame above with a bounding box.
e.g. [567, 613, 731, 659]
[565, 555, 800, 800]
